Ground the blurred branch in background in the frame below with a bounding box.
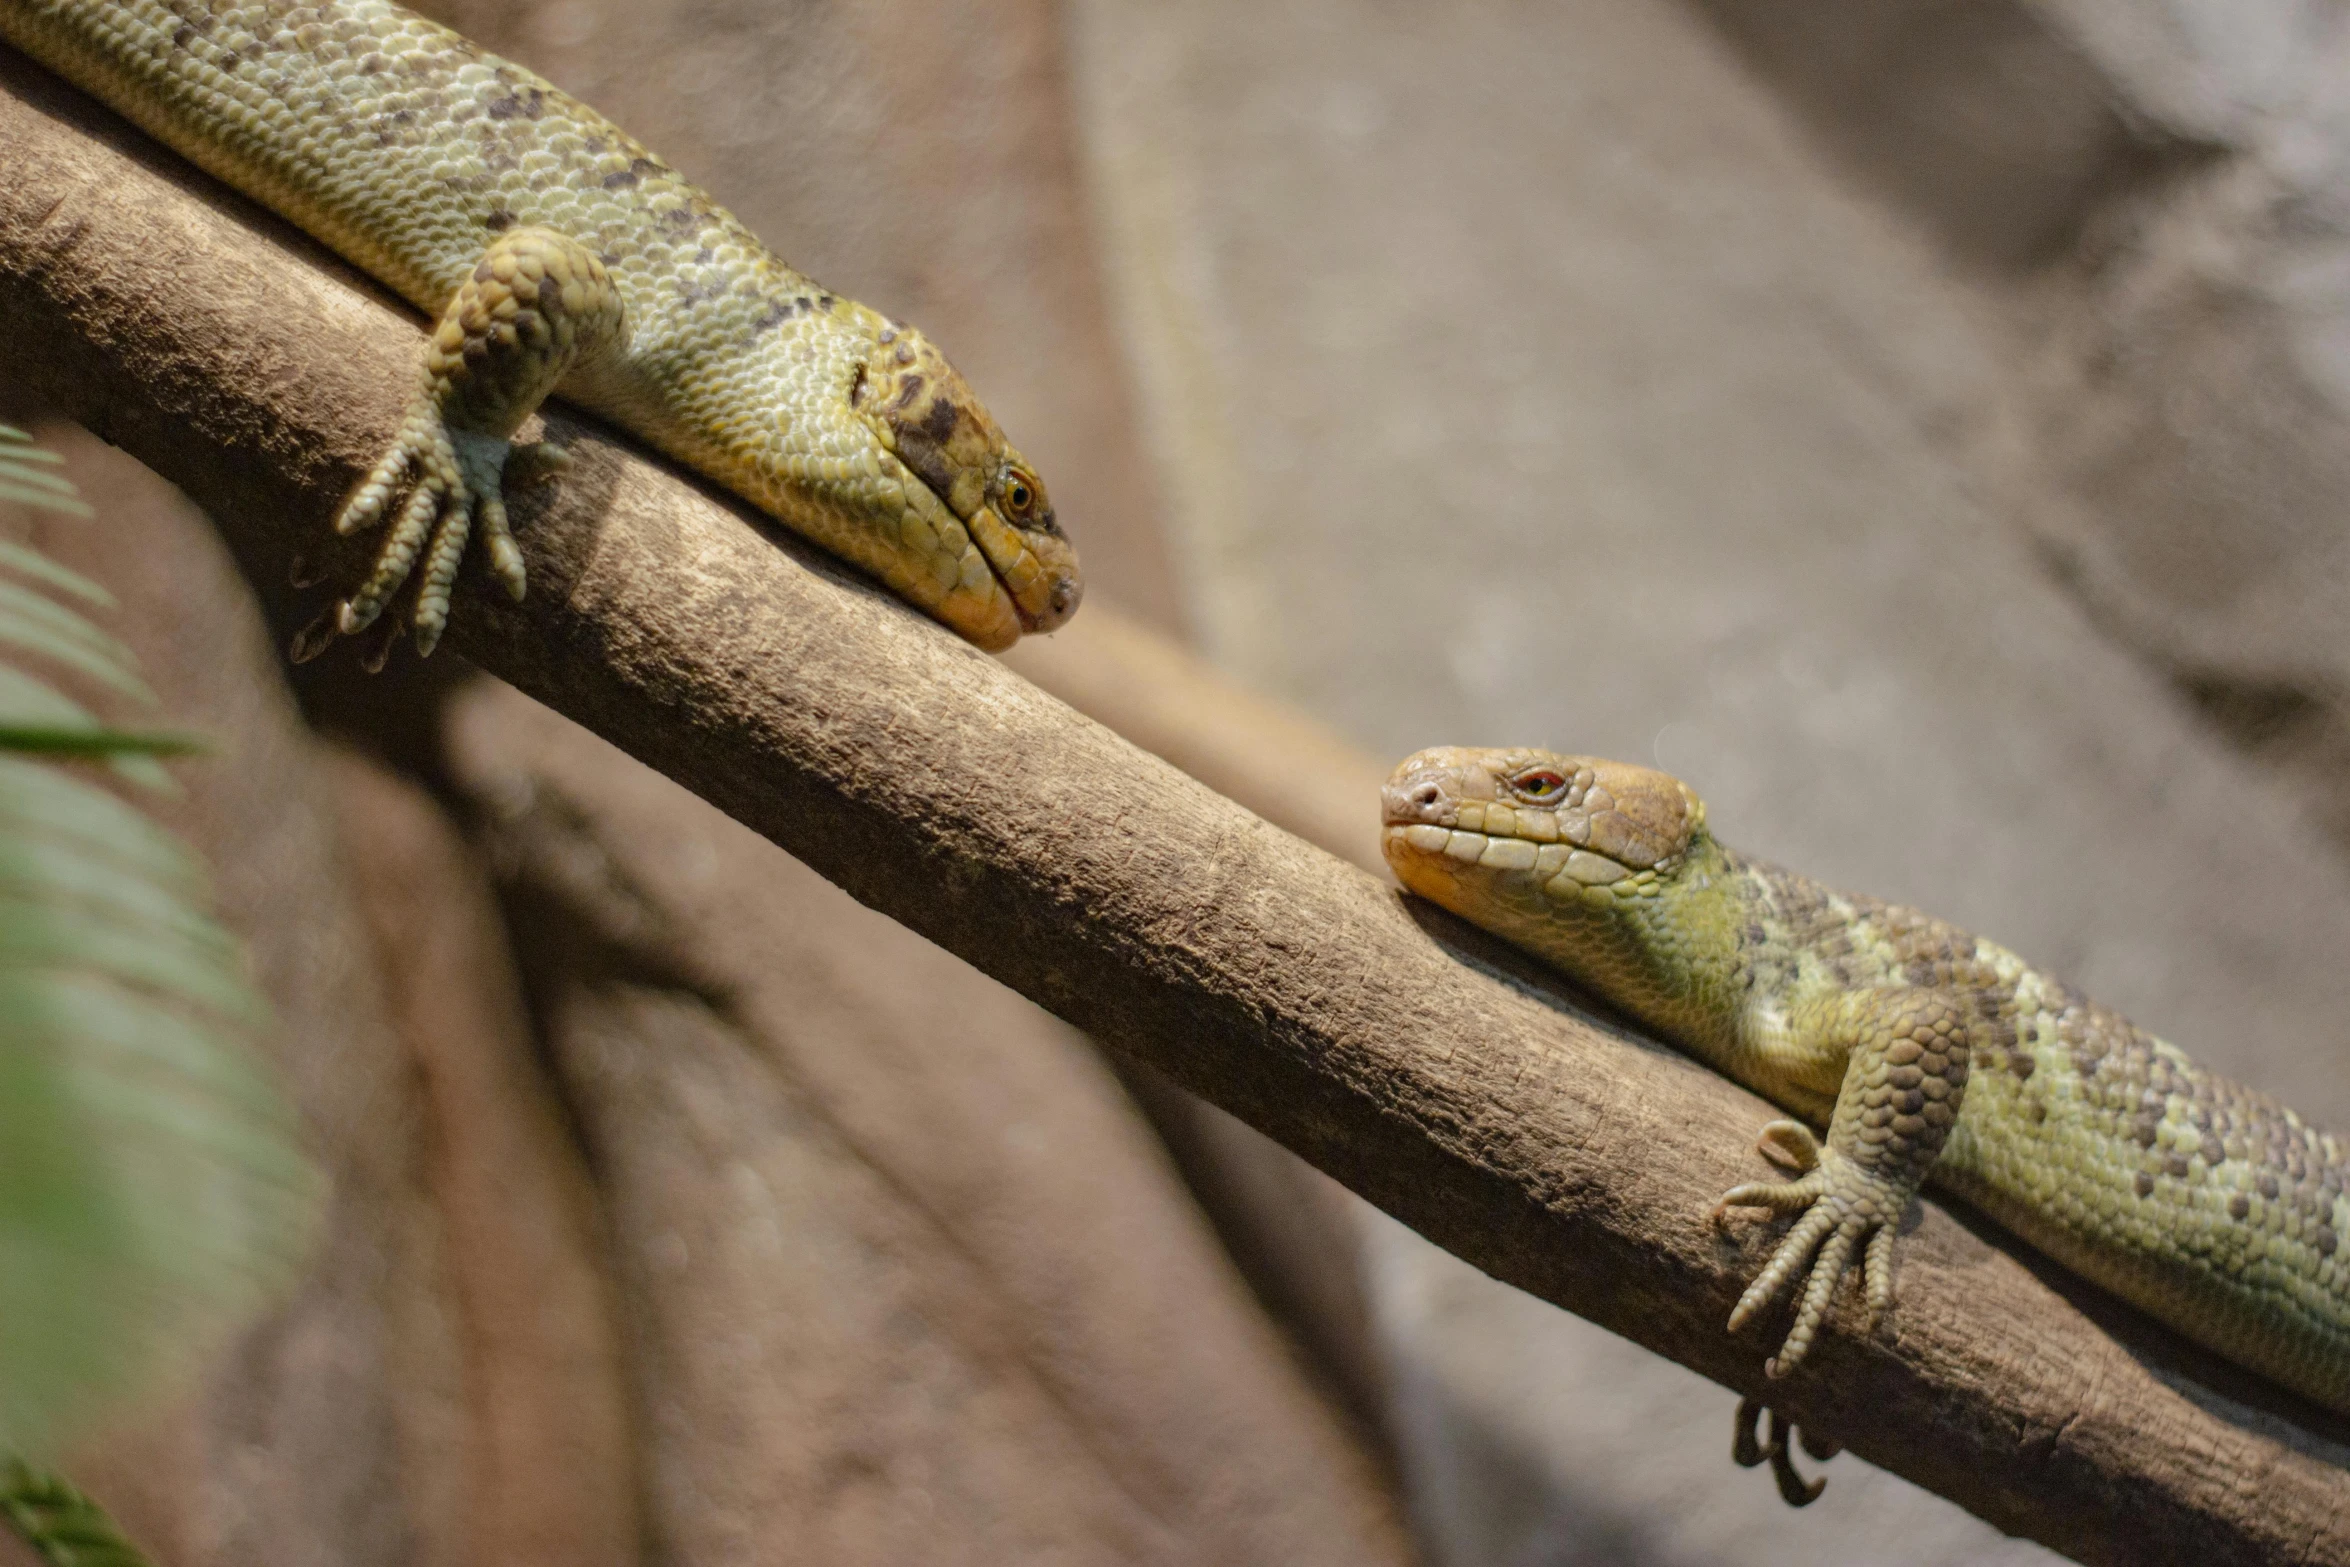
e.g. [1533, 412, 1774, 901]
[3, 38, 2345, 1567]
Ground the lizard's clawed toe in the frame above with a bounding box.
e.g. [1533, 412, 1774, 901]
[1732, 1396, 1834, 1507]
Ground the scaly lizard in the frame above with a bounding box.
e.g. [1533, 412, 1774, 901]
[0, 0, 1081, 660]
[1383, 748, 2350, 1495]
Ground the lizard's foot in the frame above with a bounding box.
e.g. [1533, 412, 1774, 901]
[324, 419, 527, 657]
[1732, 1395, 1840, 1507]
[1715, 1145, 1905, 1376]
[297, 226, 624, 664]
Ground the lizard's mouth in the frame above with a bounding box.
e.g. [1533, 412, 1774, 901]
[915, 499, 1080, 652]
[1379, 748, 1655, 898]
[964, 500, 1082, 636]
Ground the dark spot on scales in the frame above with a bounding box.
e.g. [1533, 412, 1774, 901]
[920, 395, 960, 444]
[484, 210, 516, 234]
[602, 170, 639, 190]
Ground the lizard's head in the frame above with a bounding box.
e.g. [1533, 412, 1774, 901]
[1380, 747, 1709, 938]
[837, 316, 1081, 650]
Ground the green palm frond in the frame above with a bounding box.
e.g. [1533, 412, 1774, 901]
[0, 429, 91, 520]
[0, 1462, 150, 1567]
[0, 429, 319, 1558]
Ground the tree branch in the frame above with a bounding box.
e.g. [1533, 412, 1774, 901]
[2, 46, 2344, 1565]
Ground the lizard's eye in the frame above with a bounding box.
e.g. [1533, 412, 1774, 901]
[1000, 470, 1040, 523]
[1511, 769, 1568, 803]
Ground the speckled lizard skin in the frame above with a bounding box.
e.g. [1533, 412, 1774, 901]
[1384, 748, 2350, 1433]
[0, 0, 1081, 658]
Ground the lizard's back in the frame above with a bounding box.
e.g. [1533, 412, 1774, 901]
[1736, 848, 2350, 1413]
[6, 1, 790, 358]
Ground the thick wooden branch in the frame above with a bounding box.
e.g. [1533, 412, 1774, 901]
[3, 47, 2345, 1565]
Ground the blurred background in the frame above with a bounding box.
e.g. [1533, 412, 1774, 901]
[11, 1, 2350, 1563]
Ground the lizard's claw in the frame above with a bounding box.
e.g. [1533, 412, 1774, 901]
[329, 421, 528, 658]
[1716, 1146, 1905, 1375]
[1754, 1118, 1820, 1174]
[1732, 1396, 1839, 1507]
[300, 226, 621, 666]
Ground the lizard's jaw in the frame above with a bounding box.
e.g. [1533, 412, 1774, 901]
[929, 573, 1026, 653]
[916, 507, 1080, 651]
[965, 501, 1082, 635]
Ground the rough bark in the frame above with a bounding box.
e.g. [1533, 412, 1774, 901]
[442, 678, 1414, 1563]
[3, 44, 2347, 1566]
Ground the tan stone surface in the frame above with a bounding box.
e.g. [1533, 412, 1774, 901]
[324, 750, 639, 1567]
[1703, 0, 2350, 856]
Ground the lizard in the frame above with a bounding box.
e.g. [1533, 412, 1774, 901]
[0, 0, 1082, 662]
[1382, 746, 2350, 1499]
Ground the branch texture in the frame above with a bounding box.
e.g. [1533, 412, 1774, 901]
[2, 46, 2345, 1565]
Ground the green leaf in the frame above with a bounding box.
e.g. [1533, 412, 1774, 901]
[0, 758, 204, 894]
[0, 899, 269, 1030]
[0, 543, 114, 609]
[0, 579, 152, 703]
[0, 1460, 154, 1567]
[0, 485, 93, 519]
[0, 430, 93, 522]
[0, 670, 176, 791]
[0, 435, 319, 1472]
[0, 728, 206, 758]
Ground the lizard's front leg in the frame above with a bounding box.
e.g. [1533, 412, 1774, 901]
[300, 226, 627, 662]
[1715, 988, 1973, 1375]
